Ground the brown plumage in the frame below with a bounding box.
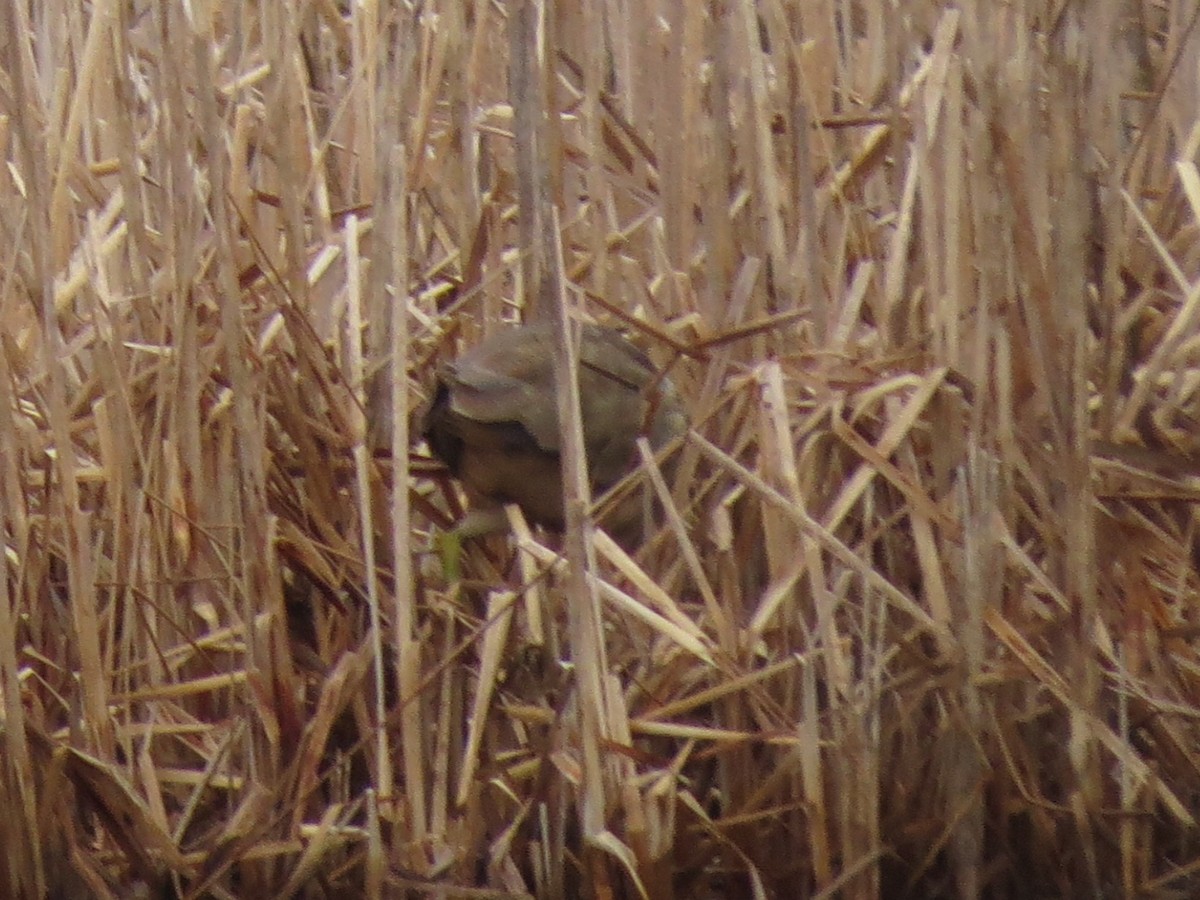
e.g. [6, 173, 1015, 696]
[422, 322, 687, 536]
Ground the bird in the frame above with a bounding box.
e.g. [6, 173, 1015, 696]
[421, 321, 687, 541]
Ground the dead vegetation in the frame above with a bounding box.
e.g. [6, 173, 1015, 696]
[2, 0, 1200, 897]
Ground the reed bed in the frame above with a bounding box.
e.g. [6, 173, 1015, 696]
[1, 1, 1199, 897]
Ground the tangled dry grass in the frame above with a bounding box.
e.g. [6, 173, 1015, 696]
[2, 1, 1200, 897]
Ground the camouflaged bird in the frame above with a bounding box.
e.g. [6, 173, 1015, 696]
[422, 322, 687, 539]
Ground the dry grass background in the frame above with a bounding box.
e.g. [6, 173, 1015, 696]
[1, 0, 1200, 897]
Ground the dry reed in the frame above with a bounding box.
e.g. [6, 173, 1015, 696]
[1, 1, 1199, 898]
